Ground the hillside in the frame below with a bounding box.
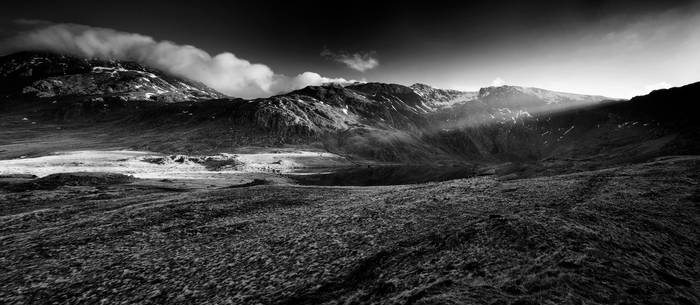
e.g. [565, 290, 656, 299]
[0, 52, 698, 305]
[1, 156, 697, 304]
[1, 51, 697, 170]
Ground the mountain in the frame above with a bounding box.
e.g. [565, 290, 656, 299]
[1, 51, 697, 170]
[477, 85, 609, 105]
[423, 84, 610, 128]
[0, 52, 224, 102]
[410, 83, 477, 109]
[274, 83, 431, 132]
[410, 83, 608, 111]
[426, 82, 700, 173]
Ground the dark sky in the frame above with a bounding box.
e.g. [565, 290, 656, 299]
[1, 0, 699, 97]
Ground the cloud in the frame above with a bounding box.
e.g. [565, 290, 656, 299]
[0, 22, 354, 99]
[269, 72, 354, 94]
[633, 82, 673, 97]
[622, 82, 674, 98]
[491, 77, 506, 86]
[643, 82, 672, 93]
[321, 48, 378, 72]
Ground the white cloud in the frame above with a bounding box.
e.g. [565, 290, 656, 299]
[269, 72, 355, 94]
[0, 22, 353, 99]
[491, 77, 506, 86]
[643, 82, 672, 93]
[321, 48, 378, 72]
[622, 82, 674, 98]
[629, 82, 673, 97]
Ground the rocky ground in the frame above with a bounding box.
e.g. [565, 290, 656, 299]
[0, 156, 698, 304]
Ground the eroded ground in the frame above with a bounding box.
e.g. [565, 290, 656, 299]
[0, 156, 698, 304]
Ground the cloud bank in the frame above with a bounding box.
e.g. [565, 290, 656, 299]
[321, 48, 378, 72]
[0, 22, 353, 99]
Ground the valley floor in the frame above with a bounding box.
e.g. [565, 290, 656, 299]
[0, 156, 698, 304]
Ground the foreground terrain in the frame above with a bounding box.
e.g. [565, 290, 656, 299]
[1, 50, 699, 304]
[1, 156, 698, 304]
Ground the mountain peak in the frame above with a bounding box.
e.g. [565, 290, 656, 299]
[410, 83, 434, 90]
[477, 85, 608, 105]
[0, 51, 225, 102]
[347, 82, 416, 94]
[409, 83, 477, 109]
[287, 83, 357, 101]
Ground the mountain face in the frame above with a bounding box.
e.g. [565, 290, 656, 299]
[424, 85, 612, 129]
[0, 52, 224, 102]
[410, 83, 477, 109]
[1, 51, 697, 167]
[477, 85, 608, 105]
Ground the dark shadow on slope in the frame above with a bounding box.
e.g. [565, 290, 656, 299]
[0, 172, 136, 192]
[288, 165, 477, 186]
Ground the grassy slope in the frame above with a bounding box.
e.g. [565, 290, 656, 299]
[0, 156, 698, 304]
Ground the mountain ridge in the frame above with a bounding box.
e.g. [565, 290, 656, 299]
[1, 51, 614, 105]
[1, 51, 697, 170]
[0, 51, 225, 102]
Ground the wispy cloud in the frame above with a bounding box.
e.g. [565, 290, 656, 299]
[621, 82, 674, 98]
[0, 21, 354, 99]
[643, 82, 672, 92]
[321, 48, 378, 72]
[491, 77, 506, 86]
[635, 82, 673, 97]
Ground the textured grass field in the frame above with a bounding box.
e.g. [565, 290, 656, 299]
[1, 156, 698, 304]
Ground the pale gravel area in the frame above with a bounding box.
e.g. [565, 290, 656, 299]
[0, 150, 352, 179]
